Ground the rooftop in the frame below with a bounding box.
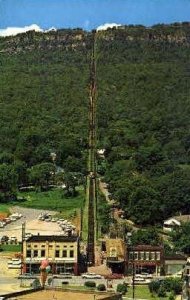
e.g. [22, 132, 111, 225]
[131, 245, 163, 251]
[164, 215, 190, 224]
[165, 253, 187, 261]
[26, 235, 79, 243]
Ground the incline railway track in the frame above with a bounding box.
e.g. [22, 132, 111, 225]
[86, 30, 97, 265]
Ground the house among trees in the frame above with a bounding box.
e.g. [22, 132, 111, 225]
[163, 215, 190, 232]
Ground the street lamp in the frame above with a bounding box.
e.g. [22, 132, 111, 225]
[126, 232, 135, 300]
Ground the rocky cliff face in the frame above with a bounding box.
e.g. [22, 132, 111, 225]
[0, 23, 189, 55]
[0, 29, 91, 54]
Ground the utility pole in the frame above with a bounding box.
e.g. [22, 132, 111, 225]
[127, 232, 135, 300]
[21, 222, 26, 275]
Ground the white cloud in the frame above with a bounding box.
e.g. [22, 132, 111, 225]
[45, 27, 57, 32]
[97, 23, 122, 31]
[0, 24, 57, 37]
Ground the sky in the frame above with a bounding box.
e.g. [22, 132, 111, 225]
[0, 0, 189, 35]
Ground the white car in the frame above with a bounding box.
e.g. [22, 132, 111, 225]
[133, 276, 145, 282]
[141, 273, 153, 279]
[0, 222, 5, 228]
[51, 218, 57, 222]
[82, 273, 102, 279]
[25, 233, 33, 239]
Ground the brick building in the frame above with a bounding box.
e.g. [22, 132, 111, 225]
[126, 245, 164, 275]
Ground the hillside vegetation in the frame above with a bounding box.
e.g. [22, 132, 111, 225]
[0, 23, 189, 225]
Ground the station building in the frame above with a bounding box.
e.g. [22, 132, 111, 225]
[104, 238, 126, 274]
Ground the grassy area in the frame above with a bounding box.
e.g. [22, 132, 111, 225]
[0, 204, 10, 215]
[124, 285, 170, 300]
[16, 187, 85, 214]
[0, 244, 21, 252]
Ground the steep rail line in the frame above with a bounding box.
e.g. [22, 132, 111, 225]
[86, 31, 97, 265]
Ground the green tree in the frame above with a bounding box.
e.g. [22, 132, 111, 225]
[64, 172, 78, 196]
[116, 283, 128, 295]
[28, 163, 55, 191]
[0, 152, 14, 164]
[14, 160, 28, 186]
[131, 228, 161, 246]
[125, 178, 162, 225]
[0, 164, 18, 201]
[170, 222, 190, 254]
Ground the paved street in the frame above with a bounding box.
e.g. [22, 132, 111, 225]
[50, 276, 129, 290]
[0, 276, 22, 296]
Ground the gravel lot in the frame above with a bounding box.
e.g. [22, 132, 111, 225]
[0, 206, 63, 241]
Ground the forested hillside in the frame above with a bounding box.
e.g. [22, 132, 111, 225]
[96, 23, 190, 224]
[0, 23, 189, 225]
[0, 29, 92, 200]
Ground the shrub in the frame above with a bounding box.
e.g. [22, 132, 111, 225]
[169, 291, 175, 300]
[32, 278, 40, 289]
[158, 285, 167, 297]
[84, 281, 96, 288]
[149, 280, 162, 294]
[116, 283, 128, 295]
[97, 283, 106, 291]
[170, 278, 182, 294]
[161, 277, 182, 294]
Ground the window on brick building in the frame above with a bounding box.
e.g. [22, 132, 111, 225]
[26, 250, 31, 257]
[146, 252, 150, 260]
[62, 250, 67, 257]
[55, 250, 60, 257]
[150, 252, 155, 260]
[70, 250, 74, 258]
[156, 252, 160, 260]
[140, 251, 145, 260]
[134, 252, 138, 260]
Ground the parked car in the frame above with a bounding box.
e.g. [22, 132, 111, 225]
[0, 222, 5, 228]
[25, 233, 33, 240]
[10, 236, 17, 242]
[82, 273, 102, 279]
[134, 276, 146, 282]
[0, 235, 9, 242]
[45, 218, 51, 222]
[51, 218, 57, 222]
[141, 272, 153, 279]
[53, 273, 72, 279]
[4, 218, 11, 224]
